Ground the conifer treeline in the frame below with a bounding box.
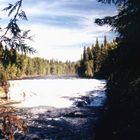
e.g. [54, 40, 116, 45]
[0, 35, 117, 83]
[10, 56, 76, 79]
[77, 36, 117, 78]
[0, 51, 76, 82]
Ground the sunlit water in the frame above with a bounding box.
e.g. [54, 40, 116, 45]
[6, 77, 107, 139]
[8, 77, 106, 109]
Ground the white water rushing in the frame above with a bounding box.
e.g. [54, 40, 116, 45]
[8, 78, 106, 108]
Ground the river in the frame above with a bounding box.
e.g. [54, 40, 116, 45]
[7, 77, 106, 140]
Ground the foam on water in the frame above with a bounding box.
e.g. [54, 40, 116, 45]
[8, 78, 106, 108]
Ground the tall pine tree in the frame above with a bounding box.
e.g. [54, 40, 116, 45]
[95, 0, 140, 140]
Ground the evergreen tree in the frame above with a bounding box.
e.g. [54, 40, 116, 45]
[83, 46, 88, 61]
[104, 35, 107, 48]
[93, 38, 101, 73]
[95, 0, 140, 140]
[0, 0, 35, 82]
[87, 47, 93, 60]
[77, 36, 117, 78]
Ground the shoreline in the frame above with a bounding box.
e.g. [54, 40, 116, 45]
[9, 74, 79, 81]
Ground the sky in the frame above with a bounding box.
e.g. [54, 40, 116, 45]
[0, 0, 117, 61]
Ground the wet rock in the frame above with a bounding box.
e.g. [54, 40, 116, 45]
[64, 111, 86, 118]
[75, 101, 85, 107]
[11, 88, 106, 140]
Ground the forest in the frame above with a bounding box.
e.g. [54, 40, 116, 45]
[0, 35, 117, 83]
[0, 50, 76, 81]
[94, 0, 140, 140]
[77, 36, 117, 78]
[0, 0, 140, 140]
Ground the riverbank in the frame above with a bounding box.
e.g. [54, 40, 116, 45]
[8, 74, 79, 81]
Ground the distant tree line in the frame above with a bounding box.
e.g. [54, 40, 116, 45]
[0, 47, 76, 81]
[77, 36, 117, 78]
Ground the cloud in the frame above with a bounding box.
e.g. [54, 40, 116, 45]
[23, 22, 115, 61]
[29, 15, 87, 29]
[0, 0, 117, 61]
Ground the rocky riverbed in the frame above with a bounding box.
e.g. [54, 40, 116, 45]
[13, 90, 106, 140]
[1, 78, 106, 140]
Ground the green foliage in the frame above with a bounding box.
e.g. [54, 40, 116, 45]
[0, 1, 35, 139]
[95, 0, 140, 140]
[77, 36, 117, 78]
[0, 54, 77, 79]
[84, 60, 94, 77]
[0, 0, 36, 69]
[0, 69, 7, 87]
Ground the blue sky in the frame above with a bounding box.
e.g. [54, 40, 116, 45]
[0, 0, 117, 61]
